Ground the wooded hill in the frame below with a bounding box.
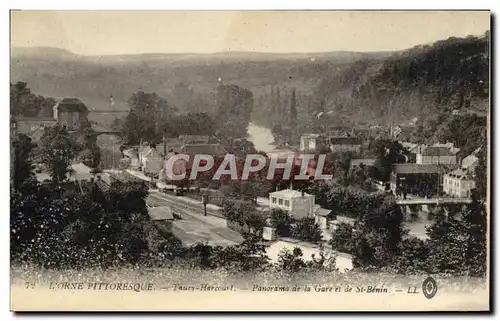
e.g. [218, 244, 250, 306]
[252, 32, 489, 129]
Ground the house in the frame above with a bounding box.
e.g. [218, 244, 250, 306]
[300, 134, 323, 152]
[352, 126, 383, 140]
[55, 98, 89, 131]
[12, 116, 58, 142]
[391, 124, 416, 141]
[390, 163, 443, 196]
[139, 144, 165, 177]
[443, 168, 476, 198]
[269, 189, 315, 220]
[328, 136, 362, 153]
[416, 146, 458, 165]
[433, 142, 461, 155]
[314, 205, 333, 229]
[461, 148, 481, 171]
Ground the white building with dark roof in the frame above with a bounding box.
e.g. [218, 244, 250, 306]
[416, 146, 458, 165]
[443, 168, 476, 198]
[269, 189, 315, 220]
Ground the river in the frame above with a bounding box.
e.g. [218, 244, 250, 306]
[247, 122, 276, 153]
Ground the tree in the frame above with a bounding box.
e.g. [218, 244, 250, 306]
[11, 134, 38, 193]
[291, 217, 323, 244]
[172, 112, 217, 136]
[216, 84, 254, 139]
[369, 139, 407, 181]
[10, 82, 56, 117]
[425, 193, 487, 276]
[270, 208, 294, 237]
[329, 223, 354, 254]
[475, 149, 487, 199]
[276, 247, 307, 272]
[391, 236, 430, 274]
[80, 146, 101, 171]
[351, 195, 405, 269]
[39, 125, 81, 184]
[289, 88, 297, 129]
[120, 91, 173, 144]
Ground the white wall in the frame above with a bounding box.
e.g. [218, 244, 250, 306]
[417, 154, 457, 165]
[443, 175, 475, 197]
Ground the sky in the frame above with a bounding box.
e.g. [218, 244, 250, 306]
[10, 10, 490, 55]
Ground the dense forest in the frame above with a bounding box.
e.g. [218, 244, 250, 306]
[252, 32, 489, 130]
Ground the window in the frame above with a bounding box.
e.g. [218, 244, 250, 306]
[272, 197, 276, 204]
[278, 199, 283, 205]
[284, 200, 290, 207]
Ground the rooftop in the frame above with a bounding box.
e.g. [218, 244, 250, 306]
[392, 163, 442, 174]
[328, 137, 361, 145]
[420, 146, 455, 156]
[148, 206, 174, 221]
[314, 205, 332, 217]
[57, 98, 89, 113]
[445, 168, 474, 180]
[270, 189, 312, 199]
[14, 116, 57, 122]
[301, 133, 321, 138]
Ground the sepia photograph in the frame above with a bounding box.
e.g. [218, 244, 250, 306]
[9, 10, 490, 311]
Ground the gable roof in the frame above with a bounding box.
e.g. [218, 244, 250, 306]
[445, 168, 475, 181]
[420, 146, 455, 156]
[148, 206, 174, 221]
[57, 98, 88, 113]
[328, 136, 361, 145]
[314, 206, 332, 217]
[392, 163, 441, 174]
[270, 189, 312, 199]
[180, 143, 227, 156]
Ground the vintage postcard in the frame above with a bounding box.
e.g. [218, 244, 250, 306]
[10, 10, 490, 311]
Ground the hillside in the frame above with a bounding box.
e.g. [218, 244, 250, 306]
[10, 47, 390, 107]
[308, 32, 490, 125]
[11, 32, 489, 132]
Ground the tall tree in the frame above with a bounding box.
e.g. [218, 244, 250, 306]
[216, 84, 254, 139]
[39, 126, 81, 184]
[289, 88, 297, 129]
[120, 91, 172, 144]
[11, 134, 38, 193]
[426, 191, 487, 276]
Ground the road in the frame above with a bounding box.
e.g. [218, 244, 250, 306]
[147, 190, 354, 271]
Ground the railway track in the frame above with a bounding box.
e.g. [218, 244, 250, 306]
[147, 192, 224, 218]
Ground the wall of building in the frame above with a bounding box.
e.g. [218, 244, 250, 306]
[16, 120, 58, 142]
[330, 145, 361, 153]
[300, 137, 318, 152]
[443, 176, 476, 198]
[58, 111, 83, 130]
[416, 155, 457, 165]
[269, 194, 315, 219]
